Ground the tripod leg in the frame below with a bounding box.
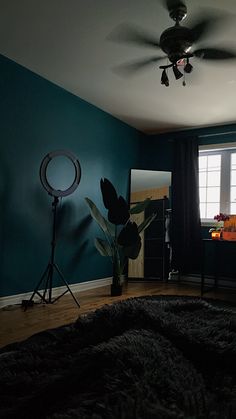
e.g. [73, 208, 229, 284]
[53, 263, 80, 308]
[24, 264, 50, 309]
[47, 263, 54, 303]
[42, 264, 53, 302]
[27, 196, 80, 308]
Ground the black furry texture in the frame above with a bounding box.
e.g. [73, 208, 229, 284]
[0, 295, 236, 418]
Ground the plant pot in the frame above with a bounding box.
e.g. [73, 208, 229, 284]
[110, 283, 123, 296]
[211, 230, 221, 240]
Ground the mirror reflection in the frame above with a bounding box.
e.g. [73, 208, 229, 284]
[129, 169, 172, 281]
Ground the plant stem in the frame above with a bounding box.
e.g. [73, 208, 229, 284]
[112, 225, 121, 285]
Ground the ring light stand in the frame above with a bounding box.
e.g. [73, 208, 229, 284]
[25, 150, 81, 309]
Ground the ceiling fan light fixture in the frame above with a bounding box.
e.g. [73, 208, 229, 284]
[161, 69, 169, 87]
[184, 59, 193, 73]
[173, 64, 183, 80]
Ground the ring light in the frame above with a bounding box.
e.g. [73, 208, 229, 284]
[40, 150, 81, 197]
[26, 149, 81, 309]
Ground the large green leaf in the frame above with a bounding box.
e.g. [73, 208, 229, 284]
[130, 198, 152, 214]
[123, 237, 141, 259]
[85, 198, 109, 233]
[106, 220, 115, 237]
[100, 178, 118, 210]
[108, 196, 130, 225]
[94, 238, 112, 257]
[138, 213, 156, 233]
[118, 221, 140, 246]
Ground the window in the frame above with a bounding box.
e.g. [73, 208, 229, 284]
[199, 145, 236, 221]
[231, 153, 236, 214]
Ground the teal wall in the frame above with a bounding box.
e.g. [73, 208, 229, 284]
[0, 54, 145, 297]
[1, 52, 235, 297]
[139, 123, 236, 171]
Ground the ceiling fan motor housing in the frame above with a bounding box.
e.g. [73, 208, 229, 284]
[160, 26, 193, 63]
[169, 3, 187, 22]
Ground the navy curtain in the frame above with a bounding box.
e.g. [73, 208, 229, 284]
[172, 137, 202, 274]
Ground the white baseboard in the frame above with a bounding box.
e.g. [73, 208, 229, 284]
[0, 277, 112, 309]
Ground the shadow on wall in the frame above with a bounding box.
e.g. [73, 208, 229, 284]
[30, 184, 52, 239]
[32, 196, 91, 282]
[116, 114, 187, 135]
[0, 173, 50, 296]
[67, 215, 92, 274]
[0, 156, 12, 291]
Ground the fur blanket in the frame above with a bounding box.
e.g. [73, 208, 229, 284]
[0, 295, 236, 418]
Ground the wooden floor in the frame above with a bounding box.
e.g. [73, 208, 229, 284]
[0, 281, 236, 349]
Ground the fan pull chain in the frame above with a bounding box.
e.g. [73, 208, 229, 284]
[183, 59, 186, 86]
[167, 58, 170, 87]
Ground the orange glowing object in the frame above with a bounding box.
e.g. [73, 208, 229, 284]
[211, 231, 221, 240]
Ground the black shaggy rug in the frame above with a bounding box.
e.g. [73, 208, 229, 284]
[1, 295, 236, 419]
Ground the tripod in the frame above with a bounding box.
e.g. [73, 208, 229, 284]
[26, 196, 80, 309]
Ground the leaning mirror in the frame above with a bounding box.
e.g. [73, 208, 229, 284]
[128, 169, 172, 281]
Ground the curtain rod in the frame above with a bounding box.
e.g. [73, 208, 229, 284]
[199, 130, 236, 139]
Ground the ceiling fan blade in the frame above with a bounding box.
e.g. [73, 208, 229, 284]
[112, 56, 165, 77]
[107, 24, 160, 49]
[189, 8, 236, 43]
[189, 17, 217, 43]
[194, 48, 236, 60]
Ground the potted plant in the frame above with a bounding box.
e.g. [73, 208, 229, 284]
[85, 178, 156, 296]
[209, 213, 229, 239]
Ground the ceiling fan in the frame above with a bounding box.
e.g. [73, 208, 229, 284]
[109, 0, 236, 86]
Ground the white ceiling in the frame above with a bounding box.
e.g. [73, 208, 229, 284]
[0, 0, 236, 134]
